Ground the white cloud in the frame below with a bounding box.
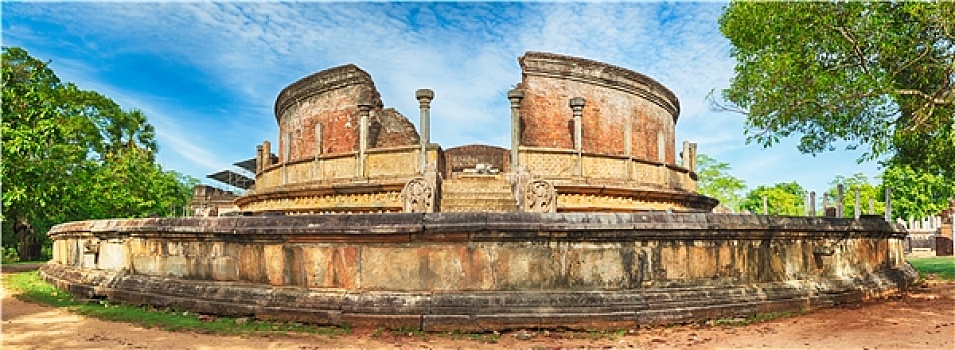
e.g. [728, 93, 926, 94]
[2, 2, 883, 194]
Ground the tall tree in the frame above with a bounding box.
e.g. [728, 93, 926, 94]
[880, 164, 953, 221]
[716, 2, 955, 178]
[695, 154, 747, 212]
[1, 47, 194, 261]
[740, 182, 806, 216]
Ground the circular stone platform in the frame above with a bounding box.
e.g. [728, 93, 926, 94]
[42, 213, 915, 331]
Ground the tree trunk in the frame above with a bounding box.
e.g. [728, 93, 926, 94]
[14, 216, 42, 261]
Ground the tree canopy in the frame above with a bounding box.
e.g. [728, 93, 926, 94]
[695, 153, 747, 212]
[740, 182, 806, 216]
[879, 164, 953, 221]
[2, 47, 196, 261]
[717, 2, 954, 178]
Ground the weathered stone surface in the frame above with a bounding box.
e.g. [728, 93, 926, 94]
[42, 213, 915, 331]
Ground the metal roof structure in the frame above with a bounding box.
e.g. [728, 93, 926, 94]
[233, 154, 277, 173]
[206, 170, 254, 190]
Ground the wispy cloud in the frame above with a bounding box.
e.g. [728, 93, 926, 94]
[1, 2, 880, 193]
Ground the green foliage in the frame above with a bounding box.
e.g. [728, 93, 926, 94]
[2, 271, 349, 336]
[740, 182, 806, 216]
[825, 173, 885, 217]
[906, 257, 955, 281]
[695, 154, 747, 212]
[880, 164, 954, 220]
[717, 2, 955, 179]
[1, 46, 196, 260]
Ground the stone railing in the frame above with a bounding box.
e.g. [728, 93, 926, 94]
[254, 145, 434, 191]
[518, 146, 696, 192]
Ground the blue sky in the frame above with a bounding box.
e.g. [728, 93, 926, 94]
[2, 1, 882, 195]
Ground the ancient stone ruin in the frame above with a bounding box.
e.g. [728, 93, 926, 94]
[41, 52, 916, 331]
[237, 51, 716, 214]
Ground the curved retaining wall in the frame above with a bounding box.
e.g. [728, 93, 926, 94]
[41, 213, 915, 331]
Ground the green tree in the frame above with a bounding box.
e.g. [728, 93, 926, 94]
[740, 182, 806, 216]
[695, 154, 747, 212]
[825, 173, 884, 218]
[716, 2, 955, 179]
[880, 164, 953, 221]
[1, 47, 194, 261]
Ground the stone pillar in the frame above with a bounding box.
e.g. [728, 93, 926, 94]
[762, 195, 768, 215]
[255, 145, 264, 173]
[570, 97, 586, 177]
[416, 89, 434, 173]
[810, 191, 817, 217]
[313, 124, 323, 180]
[885, 187, 892, 221]
[869, 198, 875, 215]
[357, 100, 373, 178]
[854, 188, 862, 219]
[805, 193, 811, 216]
[681, 141, 697, 173]
[263, 140, 272, 168]
[836, 184, 845, 217]
[507, 88, 524, 171]
[282, 132, 291, 186]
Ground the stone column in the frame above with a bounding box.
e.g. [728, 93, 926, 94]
[885, 187, 892, 221]
[836, 184, 845, 217]
[681, 141, 697, 173]
[804, 193, 811, 216]
[255, 145, 264, 173]
[810, 191, 817, 217]
[416, 89, 434, 173]
[854, 188, 862, 219]
[507, 88, 524, 171]
[313, 124, 323, 180]
[282, 131, 291, 186]
[570, 97, 586, 177]
[762, 195, 768, 215]
[357, 101, 373, 178]
[263, 140, 272, 168]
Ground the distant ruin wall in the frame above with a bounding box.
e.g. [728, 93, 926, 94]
[444, 144, 510, 174]
[42, 213, 915, 331]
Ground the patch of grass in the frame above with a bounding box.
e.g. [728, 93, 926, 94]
[908, 257, 955, 280]
[390, 326, 428, 339]
[711, 311, 802, 326]
[2, 271, 350, 337]
[586, 328, 626, 340]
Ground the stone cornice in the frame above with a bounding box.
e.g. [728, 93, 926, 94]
[520, 51, 681, 121]
[48, 213, 906, 241]
[274, 64, 377, 122]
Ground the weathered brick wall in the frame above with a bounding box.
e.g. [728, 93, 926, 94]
[518, 52, 680, 164]
[371, 108, 419, 149]
[444, 144, 510, 174]
[274, 64, 419, 163]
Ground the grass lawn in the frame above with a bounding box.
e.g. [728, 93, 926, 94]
[907, 256, 955, 280]
[2, 271, 350, 336]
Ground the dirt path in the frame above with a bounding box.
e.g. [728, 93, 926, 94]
[3, 266, 953, 349]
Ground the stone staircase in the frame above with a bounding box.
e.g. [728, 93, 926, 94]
[440, 175, 518, 212]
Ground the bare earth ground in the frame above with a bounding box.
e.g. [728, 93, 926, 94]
[2, 263, 953, 350]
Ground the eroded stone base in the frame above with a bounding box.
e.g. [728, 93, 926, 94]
[41, 213, 917, 331]
[41, 263, 914, 331]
